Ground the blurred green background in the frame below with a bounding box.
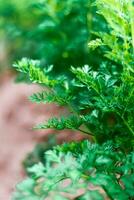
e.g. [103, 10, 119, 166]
[0, 0, 90, 71]
[0, 0, 106, 73]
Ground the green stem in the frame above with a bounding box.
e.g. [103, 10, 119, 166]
[116, 112, 134, 136]
[122, 86, 134, 118]
[67, 101, 94, 136]
[122, 117, 134, 136]
[77, 128, 93, 136]
[102, 186, 114, 200]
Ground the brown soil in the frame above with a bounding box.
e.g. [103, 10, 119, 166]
[0, 73, 87, 200]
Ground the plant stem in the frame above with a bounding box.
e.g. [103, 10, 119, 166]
[122, 117, 134, 136]
[77, 128, 93, 136]
[116, 111, 134, 136]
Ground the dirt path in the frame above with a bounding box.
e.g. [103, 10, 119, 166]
[0, 76, 58, 199]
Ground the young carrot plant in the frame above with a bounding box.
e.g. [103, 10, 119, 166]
[12, 0, 134, 199]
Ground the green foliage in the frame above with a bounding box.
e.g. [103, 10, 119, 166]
[71, 65, 134, 145]
[15, 58, 134, 148]
[0, 0, 95, 69]
[92, 0, 134, 67]
[12, 0, 134, 199]
[34, 115, 83, 131]
[14, 58, 57, 86]
[30, 90, 73, 106]
[12, 140, 134, 200]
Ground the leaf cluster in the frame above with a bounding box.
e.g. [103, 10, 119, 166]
[14, 57, 134, 148]
[13, 140, 134, 200]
